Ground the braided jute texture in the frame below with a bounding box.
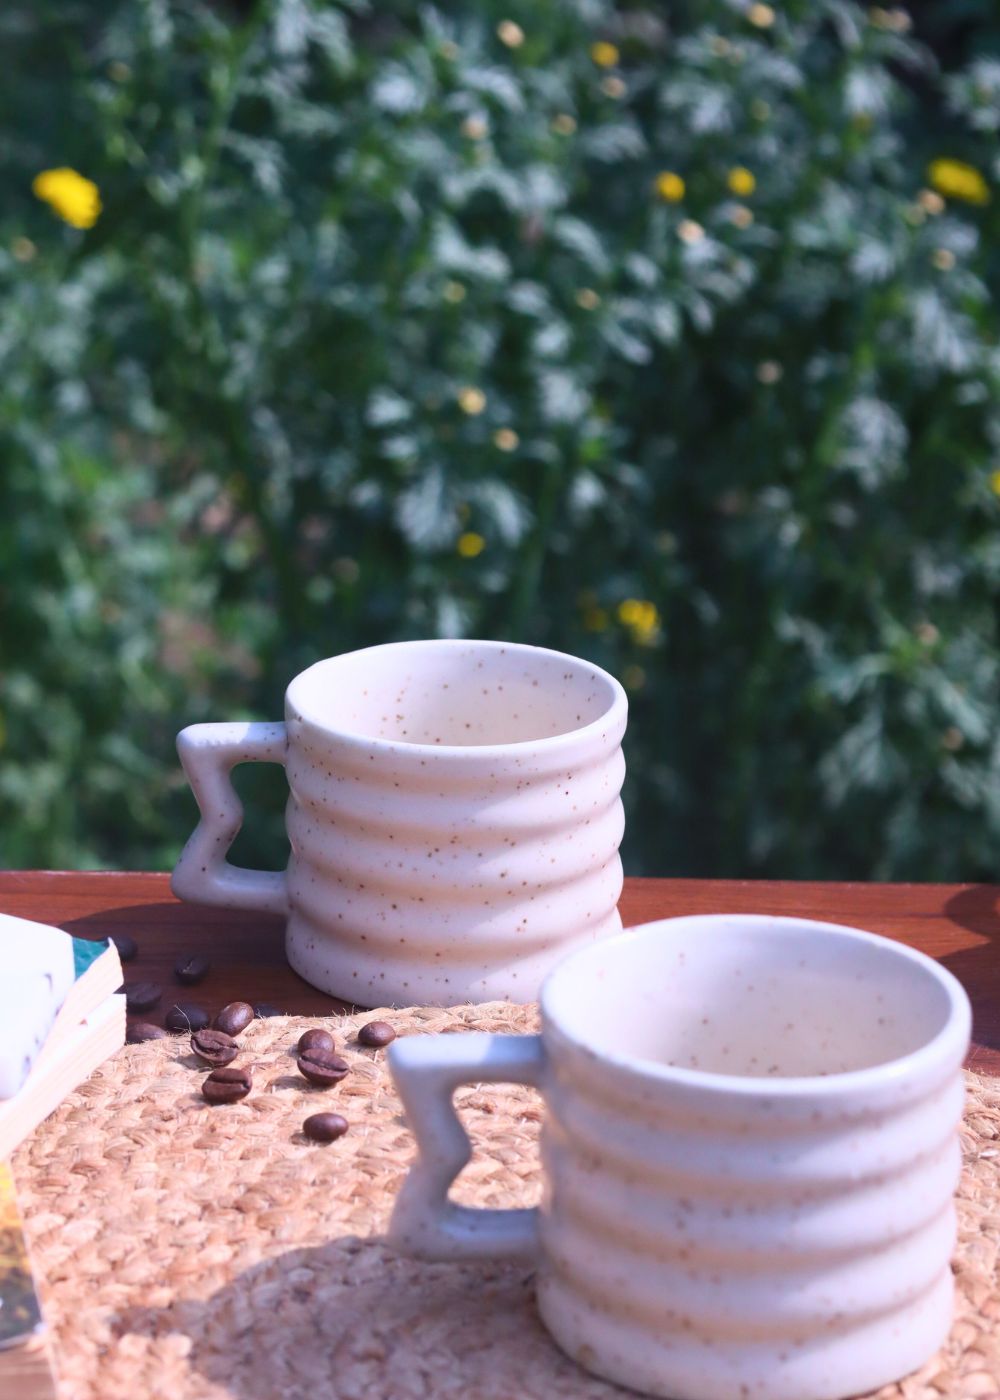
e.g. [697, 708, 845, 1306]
[10, 1005, 1000, 1400]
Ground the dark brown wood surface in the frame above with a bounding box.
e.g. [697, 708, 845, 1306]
[2, 871, 998, 1073]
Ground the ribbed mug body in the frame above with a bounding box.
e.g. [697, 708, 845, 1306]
[535, 915, 971, 1400]
[282, 642, 627, 1005]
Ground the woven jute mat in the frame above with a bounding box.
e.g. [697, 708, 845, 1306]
[10, 1004, 1000, 1400]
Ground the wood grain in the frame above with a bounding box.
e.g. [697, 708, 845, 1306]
[1, 872, 997, 1073]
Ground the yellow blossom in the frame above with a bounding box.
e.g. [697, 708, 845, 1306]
[747, 3, 776, 28]
[584, 606, 609, 632]
[11, 237, 36, 262]
[756, 360, 782, 384]
[622, 664, 647, 691]
[457, 532, 485, 558]
[655, 171, 686, 203]
[493, 428, 519, 452]
[932, 248, 956, 271]
[461, 115, 488, 140]
[443, 281, 466, 303]
[941, 726, 964, 752]
[751, 98, 771, 121]
[32, 167, 102, 229]
[928, 159, 990, 206]
[990, 469, 1000, 497]
[729, 204, 754, 228]
[727, 166, 756, 196]
[617, 598, 660, 645]
[575, 287, 600, 309]
[552, 113, 577, 135]
[677, 219, 704, 244]
[108, 60, 132, 82]
[590, 41, 620, 68]
[439, 40, 460, 61]
[457, 386, 486, 415]
[601, 76, 626, 99]
[496, 20, 524, 48]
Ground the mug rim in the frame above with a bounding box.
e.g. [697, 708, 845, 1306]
[285, 638, 628, 757]
[540, 913, 972, 1098]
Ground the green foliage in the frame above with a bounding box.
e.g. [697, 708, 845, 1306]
[3, 0, 1000, 879]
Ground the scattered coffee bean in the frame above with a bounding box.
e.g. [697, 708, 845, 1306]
[125, 981, 162, 1013]
[112, 933, 138, 963]
[214, 1001, 255, 1037]
[303, 1112, 349, 1143]
[358, 1020, 396, 1048]
[191, 1027, 238, 1067]
[254, 1003, 283, 1019]
[298, 1028, 335, 1056]
[174, 954, 211, 986]
[202, 1067, 252, 1105]
[297, 1049, 350, 1087]
[127, 1021, 169, 1044]
[165, 1002, 210, 1033]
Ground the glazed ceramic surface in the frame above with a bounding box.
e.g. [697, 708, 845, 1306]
[170, 640, 627, 1005]
[388, 914, 971, 1400]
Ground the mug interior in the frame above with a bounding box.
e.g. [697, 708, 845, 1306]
[288, 641, 621, 748]
[543, 915, 962, 1080]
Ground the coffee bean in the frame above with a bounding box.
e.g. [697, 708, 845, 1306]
[297, 1049, 350, 1087]
[174, 954, 211, 986]
[165, 1002, 210, 1033]
[127, 1021, 169, 1044]
[254, 1003, 283, 1019]
[112, 933, 138, 963]
[202, 1067, 252, 1104]
[214, 1001, 255, 1036]
[298, 1028, 335, 1056]
[191, 1027, 238, 1067]
[125, 981, 162, 1012]
[358, 1020, 395, 1048]
[303, 1112, 349, 1143]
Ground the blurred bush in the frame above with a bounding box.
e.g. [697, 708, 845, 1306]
[2, 0, 1000, 879]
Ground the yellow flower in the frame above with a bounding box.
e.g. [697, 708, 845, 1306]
[551, 113, 577, 135]
[590, 41, 620, 68]
[443, 281, 466, 303]
[461, 115, 488, 140]
[677, 219, 704, 244]
[457, 531, 485, 558]
[751, 98, 771, 121]
[496, 20, 524, 48]
[990, 469, 1000, 497]
[932, 248, 956, 271]
[756, 360, 783, 384]
[457, 386, 487, 415]
[601, 76, 626, 99]
[747, 3, 776, 27]
[493, 428, 519, 452]
[583, 606, 609, 632]
[622, 664, 647, 691]
[729, 204, 754, 228]
[655, 171, 686, 203]
[575, 287, 600, 309]
[928, 159, 990, 206]
[617, 598, 660, 645]
[32, 167, 102, 229]
[727, 166, 756, 196]
[11, 237, 36, 262]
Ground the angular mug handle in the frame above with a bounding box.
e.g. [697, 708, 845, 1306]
[170, 721, 289, 914]
[388, 1032, 545, 1262]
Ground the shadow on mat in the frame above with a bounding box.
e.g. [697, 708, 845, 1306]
[114, 1234, 623, 1400]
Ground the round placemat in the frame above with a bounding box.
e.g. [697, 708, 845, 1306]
[10, 1005, 1000, 1400]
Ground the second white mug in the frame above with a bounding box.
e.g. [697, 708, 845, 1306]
[171, 639, 628, 1005]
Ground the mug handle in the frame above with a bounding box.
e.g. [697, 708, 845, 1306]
[388, 1032, 545, 1263]
[170, 721, 289, 914]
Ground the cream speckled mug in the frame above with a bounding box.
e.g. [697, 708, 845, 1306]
[171, 639, 627, 1005]
[389, 915, 971, 1400]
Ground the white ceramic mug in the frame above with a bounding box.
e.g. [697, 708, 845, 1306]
[389, 914, 971, 1400]
[171, 639, 627, 1005]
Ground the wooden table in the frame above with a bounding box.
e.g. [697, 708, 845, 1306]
[2, 871, 998, 1073]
